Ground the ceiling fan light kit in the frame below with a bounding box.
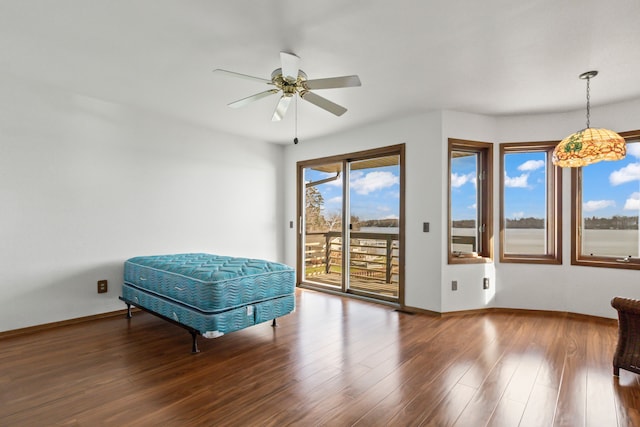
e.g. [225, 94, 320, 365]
[213, 51, 361, 123]
[552, 71, 626, 167]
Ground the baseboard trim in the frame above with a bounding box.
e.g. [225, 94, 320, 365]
[1, 298, 615, 340]
[397, 305, 441, 317]
[0, 308, 138, 340]
[299, 288, 615, 323]
[433, 306, 616, 324]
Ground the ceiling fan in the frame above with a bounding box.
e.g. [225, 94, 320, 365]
[213, 52, 361, 122]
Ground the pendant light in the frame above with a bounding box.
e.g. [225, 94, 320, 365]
[552, 71, 626, 167]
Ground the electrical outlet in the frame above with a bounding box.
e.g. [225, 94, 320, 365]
[423, 222, 430, 232]
[483, 277, 490, 290]
[97, 280, 108, 293]
[452, 280, 458, 291]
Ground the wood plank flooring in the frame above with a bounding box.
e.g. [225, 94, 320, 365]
[1, 288, 639, 426]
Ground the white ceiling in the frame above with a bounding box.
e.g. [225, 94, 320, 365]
[2, 0, 639, 144]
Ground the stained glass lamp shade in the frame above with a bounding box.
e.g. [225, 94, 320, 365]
[552, 71, 626, 168]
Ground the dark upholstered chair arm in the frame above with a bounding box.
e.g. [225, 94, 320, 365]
[611, 296, 640, 376]
[611, 297, 640, 316]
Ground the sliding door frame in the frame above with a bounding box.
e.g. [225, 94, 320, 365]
[296, 144, 405, 306]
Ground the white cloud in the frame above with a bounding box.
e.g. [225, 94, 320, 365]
[504, 173, 529, 188]
[624, 192, 640, 211]
[518, 160, 544, 171]
[511, 211, 525, 219]
[627, 143, 640, 159]
[468, 203, 477, 209]
[451, 172, 478, 188]
[610, 163, 640, 186]
[583, 200, 616, 212]
[350, 171, 399, 195]
[326, 196, 342, 205]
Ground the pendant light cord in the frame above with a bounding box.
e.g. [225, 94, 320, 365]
[585, 76, 591, 129]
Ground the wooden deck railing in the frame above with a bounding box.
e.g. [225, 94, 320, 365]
[305, 231, 399, 285]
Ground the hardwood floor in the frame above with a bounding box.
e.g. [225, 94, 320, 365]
[1, 288, 639, 426]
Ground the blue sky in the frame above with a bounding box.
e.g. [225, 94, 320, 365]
[582, 142, 640, 217]
[451, 151, 551, 221]
[306, 141, 640, 223]
[305, 164, 400, 221]
[451, 141, 640, 221]
[450, 153, 479, 221]
[502, 151, 547, 220]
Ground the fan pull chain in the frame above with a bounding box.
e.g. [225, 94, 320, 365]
[294, 95, 299, 144]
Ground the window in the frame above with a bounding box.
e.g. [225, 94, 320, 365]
[572, 130, 640, 270]
[448, 139, 493, 263]
[500, 142, 562, 264]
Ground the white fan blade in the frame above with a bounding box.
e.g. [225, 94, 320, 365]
[304, 75, 361, 90]
[272, 95, 292, 121]
[213, 69, 272, 84]
[228, 89, 279, 109]
[300, 91, 347, 116]
[280, 52, 300, 82]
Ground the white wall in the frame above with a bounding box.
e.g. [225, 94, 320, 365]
[494, 98, 640, 318]
[441, 111, 498, 313]
[283, 112, 444, 312]
[0, 74, 284, 332]
[284, 102, 640, 318]
[4, 72, 638, 332]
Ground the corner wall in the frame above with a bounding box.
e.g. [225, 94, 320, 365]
[0, 75, 284, 332]
[494, 98, 640, 318]
[284, 100, 640, 319]
[440, 111, 499, 313]
[283, 112, 444, 312]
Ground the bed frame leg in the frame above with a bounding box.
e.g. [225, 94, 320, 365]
[272, 318, 278, 327]
[191, 331, 200, 354]
[126, 303, 132, 319]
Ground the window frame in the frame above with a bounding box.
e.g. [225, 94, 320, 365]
[448, 138, 493, 264]
[499, 141, 563, 264]
[571, 130, 640, 270]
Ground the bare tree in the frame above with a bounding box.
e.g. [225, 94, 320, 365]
[305, 186, 325, 232]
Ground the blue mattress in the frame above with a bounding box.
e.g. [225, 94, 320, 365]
[124, 253, 295, 313]
[122, 283, 295, 337]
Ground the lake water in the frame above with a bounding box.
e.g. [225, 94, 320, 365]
[359, 226, 399, 234]
[453, 228, 639, 257]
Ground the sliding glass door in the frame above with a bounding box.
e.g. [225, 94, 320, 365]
[301, 161, 344, 290]
[347, 156, 400, 298]
[297, 145, 404, 304]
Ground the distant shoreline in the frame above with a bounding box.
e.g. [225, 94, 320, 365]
[452, 215, 639, 230]
[452, 228, 639, 257]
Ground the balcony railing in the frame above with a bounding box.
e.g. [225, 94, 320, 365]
[304, 231, 399, 289]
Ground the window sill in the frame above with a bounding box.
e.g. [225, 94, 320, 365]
[448, 255, 493, 264]
[500, 255, 562, 265]
[572, 257, 640, 271]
